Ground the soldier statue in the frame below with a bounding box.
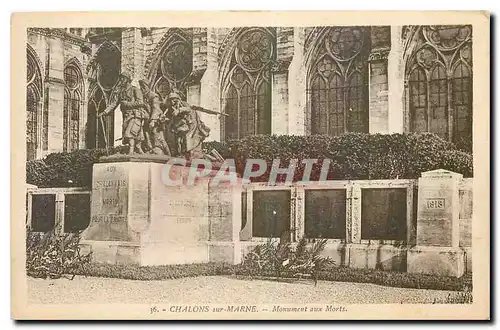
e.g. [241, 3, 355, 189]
[98, 72, 149, 155]
[166, 92, 211, 160]
[99, 74, 226, 160]
[139, 80, 172, 156]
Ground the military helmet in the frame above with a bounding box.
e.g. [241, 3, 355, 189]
[167, 92, 181, 100]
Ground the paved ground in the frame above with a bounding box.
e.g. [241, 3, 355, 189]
[28, 275, 462, 304]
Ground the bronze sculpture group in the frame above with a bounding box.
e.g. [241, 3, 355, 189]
[98, 72, 216, 160]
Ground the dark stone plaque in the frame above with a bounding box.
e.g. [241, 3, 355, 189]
[64, 194, 91, 233]
[305, 189, 346, 239]
[252, 190, 291, 238]
[31, 194, 56, 232]
[361, 188, 407, 240]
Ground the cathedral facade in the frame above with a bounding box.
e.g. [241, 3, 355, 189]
[26, 26, 473, 161]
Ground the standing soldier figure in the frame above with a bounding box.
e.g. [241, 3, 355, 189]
[98, 72, 148, 155]
[167, 92, 211, 160]
[139, 80, 171, 156]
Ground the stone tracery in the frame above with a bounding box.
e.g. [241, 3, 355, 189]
[26, 47, 43, 161]
[86, 42, 121, 149]
[63, 62, 83, 152]
[221, 27, 275, 140]
[307, 27, 371, 136]
[148, 29, 193, 102]
[405, 25, 472, 149]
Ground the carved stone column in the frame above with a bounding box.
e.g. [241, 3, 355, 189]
[350, 184, 362, 244]
[368, 26, 391, 134]
[388, 26, 405, 133]
[187, 28, 221, 141]
[271, 27, 307, 135]
[45, 37, 65, 154]
[121, 28, 145, 82]
[288, 27, 307, 136]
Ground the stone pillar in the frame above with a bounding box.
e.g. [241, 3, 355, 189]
[78, 46, 92, 150]
[288, 27, 307, 136]
[45, 37, 65, 154]
[271, 69, 289, 135]
[36, 100, 44, 158]
[406, 180, 417, 247]
[349, 184, 362, 244]
[270, 27, 292, 135]
[121, 28, 145, 82]
[270, 27, 307, 136]
[347, 183, 362, 269]
[368, 27, 391, 134]
[54, 192, 65, 234]
[407, 169, 466, 277]
[188, 28, 221, 141]
[240, 187, 253, 241]
[387, 26, 405, 133]
[200, 28, 221, 141]
[295, 186, 305, 240]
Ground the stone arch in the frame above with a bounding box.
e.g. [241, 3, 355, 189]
[218, 27, 276, 101]
[304, 26, 371, 136]
[218, 27, 276, 140]
[86, 40, 121, 78]
[85, 41, 121, 149]
[63, 59, 85, 152]
[304, 26, 329, 73]
[144, 28, 193, 83]
[64, 57, 86, 91]
[26, 44, 44, 160]
[403, 25, 473, 147]
[26, 43, 44, 82]
[402, 26, 421, 72]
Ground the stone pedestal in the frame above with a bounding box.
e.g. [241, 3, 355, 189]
[407, 246, 465, 277]
[81, 155, 242, 266]
[207, 181, 243, 264]
[407, 169, 466, 277]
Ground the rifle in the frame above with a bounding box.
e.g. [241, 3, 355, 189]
[161, 101, 229, 118]
[190, 105, 229, 117]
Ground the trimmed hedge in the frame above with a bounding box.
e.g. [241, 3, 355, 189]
[27, 133, 472, 188]
[204, 133, 473, 182]
[26, 146, 126, 188]
[70, 262, 472, 292]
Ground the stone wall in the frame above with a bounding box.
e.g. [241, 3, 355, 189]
[27, 27, 405, 154]
[27, 187, 91, 234]
[27, 29, 91, 157]
[26, 176, 473, 272]
[240, 177, 473, 272]
[27, 26, 471, 161]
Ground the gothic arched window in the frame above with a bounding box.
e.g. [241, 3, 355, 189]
[406, 25, 472, 150]
[151, 36, 192, 102]
[452, 60, 472, 143]
[63, 64, 82, 152]
[408, 67, 427, 133]
[87, 87, 108, 148]
[222, 28, 274, 140]
[86, 43, 121, 149]
[26, 48, 43, 161]
[307, 27, 371, 136]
